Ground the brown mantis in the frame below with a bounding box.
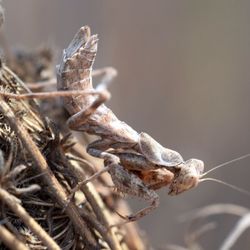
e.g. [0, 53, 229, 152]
[1, 26, 250, 224]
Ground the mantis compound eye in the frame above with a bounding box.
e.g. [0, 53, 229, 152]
[168, 159, 204, 195]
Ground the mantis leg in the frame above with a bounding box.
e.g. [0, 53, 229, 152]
[87, 143, 160, 223]
[109, 164, 160, 224]
[68, 139, 120, 199]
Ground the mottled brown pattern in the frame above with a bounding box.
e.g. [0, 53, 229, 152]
[56, 26, 205, 223]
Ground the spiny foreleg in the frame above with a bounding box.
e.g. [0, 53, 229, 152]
[73, 147, 160, 224]
[68, 139, 121, 200]
[109, 164, 160, 224]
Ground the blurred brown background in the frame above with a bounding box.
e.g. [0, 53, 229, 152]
[2, 1, 250, 249]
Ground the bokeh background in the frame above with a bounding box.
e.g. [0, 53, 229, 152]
[2, 1, 250, 249]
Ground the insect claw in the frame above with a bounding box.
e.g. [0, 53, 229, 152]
[106, 211, 131, 229]
[114, 209, 128, 220]
[108, 214, 134, 229]
[114, 210, 137, 225]
[127, 215, 136, 222]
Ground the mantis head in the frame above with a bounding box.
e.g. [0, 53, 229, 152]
[168, 159, 204, 195]
[138, 132, 250, 196]
[138, 132, 204, 194]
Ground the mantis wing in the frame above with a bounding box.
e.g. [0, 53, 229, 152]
[138, 132, 184, 167]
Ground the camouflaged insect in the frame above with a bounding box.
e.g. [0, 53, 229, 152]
[56, 26, 205, 223]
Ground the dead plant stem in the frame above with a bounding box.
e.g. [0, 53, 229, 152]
[0, 97, 99, 249]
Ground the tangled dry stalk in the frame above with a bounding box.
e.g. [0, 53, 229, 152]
[0, 5, 146, 250]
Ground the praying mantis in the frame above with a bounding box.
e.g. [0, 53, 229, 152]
[1, 26, 249, 224]
[56, 26, 205, 222]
